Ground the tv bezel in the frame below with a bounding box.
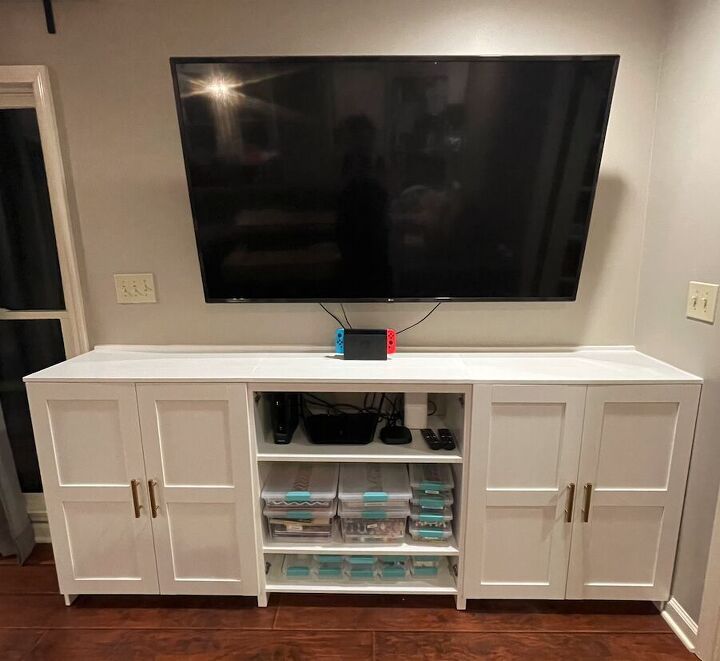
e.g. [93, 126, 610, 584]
[170, 55, 620, 304]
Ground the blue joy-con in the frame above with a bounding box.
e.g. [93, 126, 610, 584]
[335, 328, 345, 354]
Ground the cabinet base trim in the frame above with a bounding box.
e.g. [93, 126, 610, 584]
[661, 597, 697, 652]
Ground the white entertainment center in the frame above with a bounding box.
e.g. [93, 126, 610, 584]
[24, 347, 701, 610]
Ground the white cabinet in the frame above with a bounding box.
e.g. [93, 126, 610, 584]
[464, 383, 701, 602]
[27, 382, 259, 599]
[566, 385, 700, 600]
[136, 384, 258, 595]
[27, 383, 159, 595]
[24, 350, 701, 607]
[464, 385, 586, 598]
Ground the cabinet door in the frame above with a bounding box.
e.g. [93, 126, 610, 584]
[566, 384, 701, 600]
[137, 384, 258, 595]
[27, 383, 158, 594]
[464, 385, 586, 598]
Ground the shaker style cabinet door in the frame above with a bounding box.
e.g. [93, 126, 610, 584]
[27, 383, 159, 595]
[566, 384, 701, 600]
[464, 385, 586, 598]
[136, 383, 259, 595]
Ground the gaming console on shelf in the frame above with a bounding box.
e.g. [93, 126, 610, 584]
[335, 328, 396, 360]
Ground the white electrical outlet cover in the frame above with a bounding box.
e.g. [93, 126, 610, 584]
[114, 273, 157, 304]
[687, 281, 718, 323]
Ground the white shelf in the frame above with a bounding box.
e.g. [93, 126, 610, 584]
[256, 419, 462, 463]
[263, 526, 460, 556]
[264, 554, 458, 594]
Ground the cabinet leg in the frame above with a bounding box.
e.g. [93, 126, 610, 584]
[455, 594, 467, 611]
[63, 594, 78, 607]
[257, 592, 268, 608]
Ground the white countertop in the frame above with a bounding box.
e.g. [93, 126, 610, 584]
[23, 346, 701, 385]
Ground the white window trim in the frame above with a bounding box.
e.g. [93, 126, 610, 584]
[0, 65, 89, 356]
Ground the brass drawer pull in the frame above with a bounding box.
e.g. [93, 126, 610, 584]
[565, 483, 576, 523]
[582, 483, 593, 523]
[130, 479, 142, 518]
[148, 479, 160, 518]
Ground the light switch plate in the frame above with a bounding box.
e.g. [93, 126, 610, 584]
[114, 273, 157, 304]
[687, 281, 718, 323]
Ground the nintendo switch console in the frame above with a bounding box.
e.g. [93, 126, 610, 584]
[335, 329, 396, 360]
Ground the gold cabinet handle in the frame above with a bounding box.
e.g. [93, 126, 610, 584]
[565, 482, 576, 523]
[148, 479, 160, 518]
[130, 479, 142, 518]
[582, 483, 593, 523]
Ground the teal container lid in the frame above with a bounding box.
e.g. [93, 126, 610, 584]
[415, 528, 446, 539]
[416, 497, 445, 509]
[413, 566, 439, 577]
[285, 490, 312, 502]
[347, 555, 375, 565]
[363, 491, 388, 502]
[419, 480, 445, 492]
[349, 568, 375, 579]
[381, 567, 406, 579]
[318, 567, 342, 578]
[314, 555, 343, 563]
[361, 510, 388, 519]
[286, 566, 311, 577]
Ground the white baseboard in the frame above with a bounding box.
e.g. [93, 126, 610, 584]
[662, 597, 698, 652]
[23, 493, 51, 544]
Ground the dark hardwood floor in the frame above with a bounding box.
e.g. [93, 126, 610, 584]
[0, 545, 693, 660]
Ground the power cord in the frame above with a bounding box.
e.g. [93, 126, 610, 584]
[319, 301, 442, 336]
[396, 302, 442, 335]
[319, 302, 346, 329]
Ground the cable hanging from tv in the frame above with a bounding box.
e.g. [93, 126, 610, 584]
[318, 301, 442, 334]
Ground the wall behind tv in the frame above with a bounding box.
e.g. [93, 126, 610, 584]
[0, 0, 669, 348]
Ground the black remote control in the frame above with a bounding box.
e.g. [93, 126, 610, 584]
[437, 428, 457, 451]
[421, 428, 444, 451]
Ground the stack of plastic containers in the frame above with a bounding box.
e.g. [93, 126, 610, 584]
[408, 464, 454, 543]
[262, 463, 339, 541]
[409, 556, 444, 577]
[338, 464, 411, 543]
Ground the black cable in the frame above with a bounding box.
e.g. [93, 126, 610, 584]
[340, 303, 353, 329]
[319, 302, 345, 329]
[428, 399, 438, 416]
[396, 302, 442, 335]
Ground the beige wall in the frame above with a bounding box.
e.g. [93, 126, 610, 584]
[635, 0, 720, 622]
[0, 0, 669, 347]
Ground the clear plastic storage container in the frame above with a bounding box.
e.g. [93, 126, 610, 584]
[379, 564, 409, 580]
[408, 519, 453, 542]
[409, 504, 454, 530]
[262, 463, 339, 509]
[410, 555, 441, 568]
[409, 464, 455, 494]
[411, 488, 454, 510]
[282, 554, 314, 578]
[410, 556, 442, 577]
[265, 503, 336, 540]
[338, 502, 409, 543]
[339, 464, 411, 510]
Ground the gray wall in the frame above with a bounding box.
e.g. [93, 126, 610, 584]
[0, 0, 668, 348]
[635, 0, 720, 621]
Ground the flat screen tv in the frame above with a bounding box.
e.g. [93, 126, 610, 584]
[171, 56, 618, 302]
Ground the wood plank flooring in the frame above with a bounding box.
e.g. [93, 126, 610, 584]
[0, 545, 693, 660]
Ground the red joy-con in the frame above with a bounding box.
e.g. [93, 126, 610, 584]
[386, 329, 397, 354]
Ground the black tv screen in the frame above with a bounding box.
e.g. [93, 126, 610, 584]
[171, 56, 618, 302]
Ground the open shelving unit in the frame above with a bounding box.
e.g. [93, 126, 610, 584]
[265, 554, 458, 595]
[263, 524, 460, 556]
[256, 418, 462, 463]
[248, 383, 470, 607]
